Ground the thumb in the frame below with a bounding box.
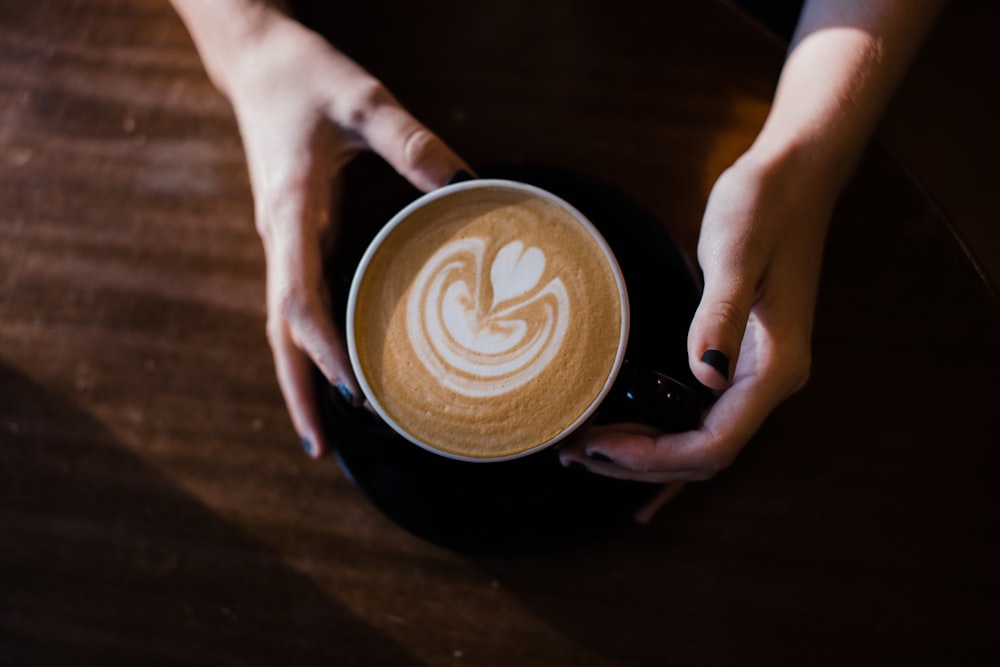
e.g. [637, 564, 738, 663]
[687, 257, 756, 391]
[360, 100, 471, 193]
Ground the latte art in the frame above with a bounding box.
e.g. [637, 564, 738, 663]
[406, 238, 570, 398]
[349, 183, 627, 460]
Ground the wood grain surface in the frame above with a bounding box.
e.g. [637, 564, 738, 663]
[2, 1, 997, 665]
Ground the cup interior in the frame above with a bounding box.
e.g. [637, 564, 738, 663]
[346, 179, 630, 462]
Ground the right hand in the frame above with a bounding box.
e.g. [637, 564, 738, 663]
[559, 149, 830, 483]
[219, 9, 471, 457]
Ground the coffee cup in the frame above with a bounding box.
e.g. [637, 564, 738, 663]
[346, 179, 702, 462]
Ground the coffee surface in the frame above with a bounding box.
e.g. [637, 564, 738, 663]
[352, 185, 625, 459]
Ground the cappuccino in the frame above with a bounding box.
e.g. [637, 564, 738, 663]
[348, 182, 627, 460]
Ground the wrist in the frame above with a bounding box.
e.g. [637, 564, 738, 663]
[170, 0, 291, 97]
[736, 135, 846, 213]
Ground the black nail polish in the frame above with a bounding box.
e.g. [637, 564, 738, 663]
[447, 169, 475, 185]
[701, 349, 730, 380]
[300, 436, 314, 456]
[589, 452, 613, 463]
[336, 384, 354, 405]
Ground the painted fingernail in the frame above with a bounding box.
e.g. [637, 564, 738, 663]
[589, 452, 613, 463]
[447, 169, 475, 185]
[336, 384, 354, 405]
[701, 349, 730, 381]
[301, 436, 315, 457]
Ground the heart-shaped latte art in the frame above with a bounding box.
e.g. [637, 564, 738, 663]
[406, 237, 570, 398]
[490, 241, 546, 310]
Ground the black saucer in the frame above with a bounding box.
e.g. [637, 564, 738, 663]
[317, 165, 706, 555]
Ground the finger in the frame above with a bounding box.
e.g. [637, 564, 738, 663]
[559, 426, 700, 482]
[556, 421, 657, 466]
[358, 98, 472, 192]
[286, 296, 359, 405]
[568, 372, 779, 481]
[268, 316, 329, 458]
[267, 235, 361, 405]
[686, 171, 775, 391]
[559, 433, 703, 483]
[262, 179, 362, 405]
[687, 243, 759, 391]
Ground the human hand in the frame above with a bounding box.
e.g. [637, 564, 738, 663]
[555, 0, 944, 491]
[215, 9, 470, 457]
[559, 150, 835, 482]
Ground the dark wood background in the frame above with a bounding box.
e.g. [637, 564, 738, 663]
[2, 1, 997, 665]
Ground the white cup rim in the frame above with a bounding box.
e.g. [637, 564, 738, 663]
[346, 178, 630, 462]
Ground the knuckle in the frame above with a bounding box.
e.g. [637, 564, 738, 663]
[341, 78, 393, 130]
[706, 299, 748, 342]
[254, 174, 308, 237]
[264, 315, 284, 347]
[269, 288, 323, 361]
[276, 287, 312, 326]
[688, 430, 740, 479]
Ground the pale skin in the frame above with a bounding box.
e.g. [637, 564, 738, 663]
[171, 0, 943, 479]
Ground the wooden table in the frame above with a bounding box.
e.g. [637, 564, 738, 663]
[2, 1, 997, 664]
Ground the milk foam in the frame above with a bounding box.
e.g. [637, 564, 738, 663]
[351, 183, 626, 459]
[406, 238, 570, 398]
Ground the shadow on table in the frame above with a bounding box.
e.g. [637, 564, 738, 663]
[0, 363, 422, 666]
[469, 150, 1000, 667]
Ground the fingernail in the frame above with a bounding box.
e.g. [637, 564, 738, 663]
[701, 349, 730, 381]
[447, 169, 475, 185]
[300, 436, 315, 457]
[335, 384, 354, 405]
[589, 452, 613, 463]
